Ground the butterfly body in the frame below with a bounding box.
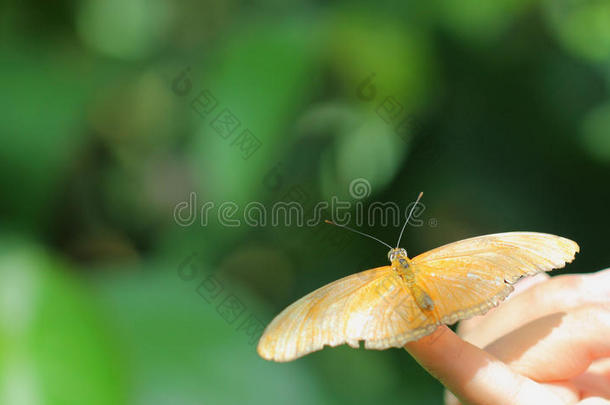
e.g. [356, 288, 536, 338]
[389, 249, 435, 312]
[258, 232, 579, 362]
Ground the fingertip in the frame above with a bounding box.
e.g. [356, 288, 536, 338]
[444, 389, 460, 405]
[405, 326, 485, 383]
[405, 325, 560, 405]
[404, 326, 456, 366]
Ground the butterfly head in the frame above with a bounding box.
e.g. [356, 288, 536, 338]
[387, 248, 408, 262]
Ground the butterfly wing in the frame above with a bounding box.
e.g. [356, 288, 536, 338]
[410, 232, 580, 325]
[259, 232, 579, 362]
[257, 265, 436, 362]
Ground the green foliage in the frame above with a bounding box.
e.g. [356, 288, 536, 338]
[1, 0, 609, 404]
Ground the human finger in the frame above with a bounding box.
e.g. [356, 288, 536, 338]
[405, 326, 564, 405]
[457, 273, 550, 337]
[462, 269, 610, 348]
[578, 397, 610, 405]
[572, 358, 610, 399]
[485, 304, 610, 381]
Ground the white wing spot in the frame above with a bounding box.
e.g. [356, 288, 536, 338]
[467, 273, 482, 280]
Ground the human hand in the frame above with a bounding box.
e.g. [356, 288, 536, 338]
[404, 269, 610, 405]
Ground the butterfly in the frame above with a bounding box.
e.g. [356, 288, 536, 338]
[257, 193, 580, 362]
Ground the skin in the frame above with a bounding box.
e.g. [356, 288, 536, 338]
[404, 268, 610, 405]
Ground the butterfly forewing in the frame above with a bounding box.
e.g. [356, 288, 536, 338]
[257, 265, 435, 362]
[410, 232, 580, 324]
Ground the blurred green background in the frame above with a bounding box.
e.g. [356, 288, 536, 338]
[1, 0, 610, 404]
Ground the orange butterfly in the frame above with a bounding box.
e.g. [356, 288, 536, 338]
[257, 193, 580, 362]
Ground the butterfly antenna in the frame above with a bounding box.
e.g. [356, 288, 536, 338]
[324, 220, 393, 250]
[396, 191, 424, 248]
